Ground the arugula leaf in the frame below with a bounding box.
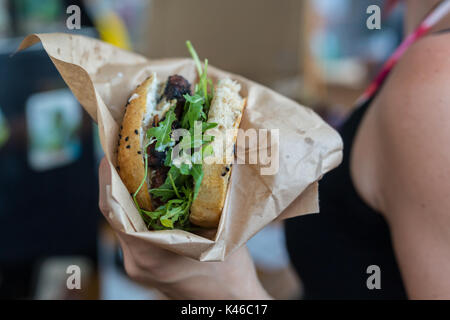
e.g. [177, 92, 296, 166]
[150, 166, 183, 201]
[202, 122, 218, 132]
[147, 107, 176, 152]
[191, 163, 204, 200]
[181, 94, 205, 129]
[148, 188, 175, 202]
[186, 40, 203, 77]
[164, 147, 172, 167]
[202, 143, 214, 158]
[186, 40, 213, 111]
[201, 59, 209, 107]
[166, 166, 183, 185]
[147, 187, 193, 229]
[179, 163, 192, 175]
[160, 217, 174, 229]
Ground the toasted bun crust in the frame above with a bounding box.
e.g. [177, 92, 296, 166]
[190, 79, 246, 228]
[117, 75, 156, 211]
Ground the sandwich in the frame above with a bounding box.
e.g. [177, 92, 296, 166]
[116, 41, 246, 230]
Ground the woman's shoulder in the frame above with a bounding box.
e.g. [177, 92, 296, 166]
[370, 31, 450, 218]
[379, 32, 450, 116]
[375, 31, 450, 140]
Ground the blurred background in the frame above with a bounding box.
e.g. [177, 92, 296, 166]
[0, 0, 403, 299]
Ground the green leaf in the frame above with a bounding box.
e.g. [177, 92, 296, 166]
[202, 122, 218, 132]
[181, 94, 205, 129]
[186, 40, 213, 112]
[147, 107, 177, 152]
[179, 163, 191, 175]
[164, 147, 172, 166]
[160, 217, 174, 228]
[201, 59, 209, 105]
[150, 166, 181, 201]
[186, 40, 203, 76]
[149, 188, 176, 202]
[202, 143, 214, 158]
[168, 172, 182, 198]
[141, 209, 161, 220]
[191, 163, 204, 200]
[160, 166, 182, 189]
[190, 120, 203, 150]
[202, 135, 214, 143]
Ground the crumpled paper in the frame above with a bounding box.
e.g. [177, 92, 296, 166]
[19, 33, 343, 261]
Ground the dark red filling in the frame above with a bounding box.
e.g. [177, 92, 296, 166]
[147, 75, 191, 206]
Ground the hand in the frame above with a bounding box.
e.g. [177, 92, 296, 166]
[98, 158, 272, 300]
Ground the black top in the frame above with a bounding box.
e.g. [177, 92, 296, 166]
[285, 95, 407, 300]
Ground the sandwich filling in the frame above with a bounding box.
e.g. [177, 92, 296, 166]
[132, 41, 217, 230]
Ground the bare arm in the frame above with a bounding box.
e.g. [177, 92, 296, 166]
[374, 35, 450, 299]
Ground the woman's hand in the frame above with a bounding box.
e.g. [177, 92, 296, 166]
[99, 158, 271, 300]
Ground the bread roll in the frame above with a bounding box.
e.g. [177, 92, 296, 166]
[189, 79, 246, 227]
[117, 73, 161, 211]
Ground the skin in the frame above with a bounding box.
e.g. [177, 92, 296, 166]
[351, 0, 450, 299]
[98, 0, 450, 299]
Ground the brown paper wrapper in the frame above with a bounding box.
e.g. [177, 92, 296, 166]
[19, 33, 343, 261]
